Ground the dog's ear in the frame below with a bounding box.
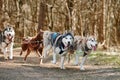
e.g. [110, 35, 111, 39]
[69, 30, 74, 36]
[64, 30, 68, 34]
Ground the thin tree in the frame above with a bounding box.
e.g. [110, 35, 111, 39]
[37, 0, 47, 32]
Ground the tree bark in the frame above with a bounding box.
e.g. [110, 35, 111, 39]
[37, 0, 47, 32]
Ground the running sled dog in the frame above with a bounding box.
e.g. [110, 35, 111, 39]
[43, 31, 74, 69]
[20, 30, 43, 63]
[68, 36, 97, 70]
[0, 26, 15, 59]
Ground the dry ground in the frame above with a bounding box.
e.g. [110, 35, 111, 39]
[0, 49, 120, 80]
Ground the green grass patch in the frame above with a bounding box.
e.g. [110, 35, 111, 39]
[89, 51, 120, 66]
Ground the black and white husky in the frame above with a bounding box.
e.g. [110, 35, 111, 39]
[0, 26, 15, 59]
[43, 31, 74, 69]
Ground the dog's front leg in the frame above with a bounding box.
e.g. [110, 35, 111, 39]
[2, 48, 8, 59]
[60, 56, 66, 69]
[80, 55, 88, 70]
[43, 45, 51, 58]
[9, 42, 14, 59]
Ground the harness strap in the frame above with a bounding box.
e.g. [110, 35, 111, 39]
[2, 39, 12, 47]
[29, 40, 43, 48]
[53, 35, 62, 46]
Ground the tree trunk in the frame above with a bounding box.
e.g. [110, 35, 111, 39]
[0, 0, 2, 15]
[37, 0, 47, 32]
[65, 0, 73, 30]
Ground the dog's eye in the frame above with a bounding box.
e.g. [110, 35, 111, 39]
[66, 37, 68, 39]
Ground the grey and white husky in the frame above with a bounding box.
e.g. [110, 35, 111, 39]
[68, 36, 97, 70]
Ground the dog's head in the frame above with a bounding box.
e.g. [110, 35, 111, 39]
[62, 32, 74, 48]
[3, 25, 15, 42]
[86, 36, 97, 50]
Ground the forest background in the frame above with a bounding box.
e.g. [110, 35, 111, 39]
[0, 0, 120, 51]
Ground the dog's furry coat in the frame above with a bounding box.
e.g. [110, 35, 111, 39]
[0, 26, 15, 59]
[43, 31, 74, 69]
[20, 30, 43, 63]
[68, 36, 97, 70]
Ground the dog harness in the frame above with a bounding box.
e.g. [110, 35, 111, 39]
[52, 33, 68, 54]
[51, 32, 60, 46]
[75, 39, 92, 56]
[59, 42, 66, 54]
[83, 44, 92, 56]
[4, 36, 13, 47]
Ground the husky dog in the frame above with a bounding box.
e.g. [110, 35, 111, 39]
[68, 36, 97, 70]
[0, 26, 15, 59]
[43, 31, 74, 69]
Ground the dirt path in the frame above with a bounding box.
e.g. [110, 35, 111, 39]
[0, 49, 120, 80]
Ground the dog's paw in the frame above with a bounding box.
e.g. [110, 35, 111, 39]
[60, 66, 66, 69]
[51, 60, 56, 64]
[74, 63, 79, 66]
[9, 57, 13, 60]
[80, 67, 85, 70]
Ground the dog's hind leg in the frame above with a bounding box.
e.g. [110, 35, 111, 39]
[51, 51, 56, 64]
[36, 50, 43, 64]
[36, 50, 41, 57]
[80, 55, 88, 70]
[43, 45, 51, 58]
[24, 49, 31, 61]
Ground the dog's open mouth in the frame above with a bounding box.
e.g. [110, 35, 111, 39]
[7, 36, 13, 42]
[91, 46, 96, 51]
[68, 43, 70, 47]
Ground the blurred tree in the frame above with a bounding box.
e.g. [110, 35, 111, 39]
[37, 0, 47, 32]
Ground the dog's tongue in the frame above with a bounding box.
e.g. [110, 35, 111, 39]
[8, 36, 13, 41]
[93, 46, 96, 51]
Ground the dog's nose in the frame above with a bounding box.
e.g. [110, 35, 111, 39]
[68, 42, 70, 45]
[7, 34, 11, 36]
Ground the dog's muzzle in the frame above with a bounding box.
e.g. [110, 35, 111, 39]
[68, 42, 70, 46]
[7, 35, 13, 42]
